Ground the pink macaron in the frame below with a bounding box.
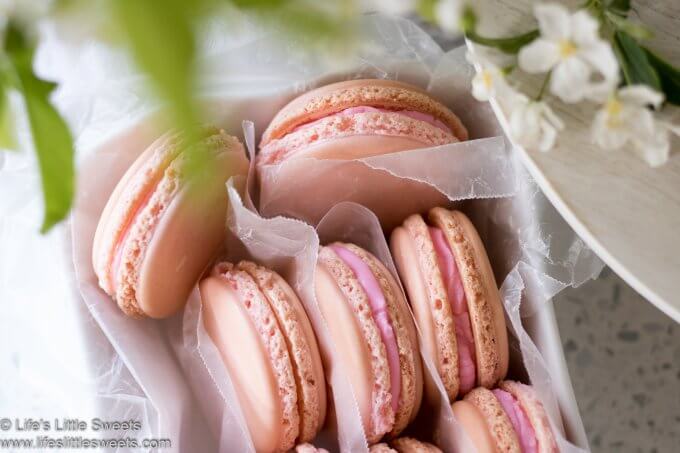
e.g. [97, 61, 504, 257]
[92, 127, 248, 318]
[452, 381, 558, 453]
[200, 261, 327, 453]
[315, 243, 423, 444]
[390, 207, 509, 404]
[258, 79, 468, 166]
[370, 437, 443, 453]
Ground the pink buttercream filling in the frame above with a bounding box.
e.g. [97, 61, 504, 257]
[428, 227, 476, 394]
[294, 105, 451, 133]
[110, 184, 157, 291]
[493, 389, 538, 453]
[329, 245, 401, 414]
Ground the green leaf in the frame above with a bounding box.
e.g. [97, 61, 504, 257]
[614, 30, 661, 90]
[607, 0, 631, 16]
[605, 11, 652, 40]
[643, 47, 680, 105]
[5, 24, 75, 232]
[416, 0, 437, 23]
[0, 84, 17, 150]
[466, 29, 539, 54]
[109, 0, 199, 129]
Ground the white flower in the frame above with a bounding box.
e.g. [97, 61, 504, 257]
[366, 0, 416, 15]
[509, 94, 564, 152]
[518, 3, 619, 103]
[466, 50, 511, 102]
[593, 85, 679, 167]
[435, 0, 465, 35]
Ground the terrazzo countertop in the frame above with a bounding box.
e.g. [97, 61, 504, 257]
[554, 269, 679, 452]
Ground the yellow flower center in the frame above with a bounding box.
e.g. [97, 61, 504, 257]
[559, 40, 577, 58]
[605, 98, 623, 128]
[482, 70, 493, 88]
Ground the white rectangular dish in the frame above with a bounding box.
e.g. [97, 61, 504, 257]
[1, 12, 604, 453]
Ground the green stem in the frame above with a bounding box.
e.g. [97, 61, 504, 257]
[465, 29, 539, 54]
[536, 71, 552, 101]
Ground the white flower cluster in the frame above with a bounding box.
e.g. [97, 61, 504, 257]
[436, 1, 678, 167]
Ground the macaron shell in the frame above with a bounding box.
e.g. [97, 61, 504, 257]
[451, 400, 496, 453]
[316, 246, 394, 443]
[429, 208, 509, 387]
[499, 381, 558, 453]
[136, 142, 249, 318]
[294, 444, 330, 453]
[199, 275, 283, 453]
[238, 261, 327, 442]
[399, 214, 460, 401]
[389, 226, 442, 406]
[343, 243, 422, 437]
[92, 130, 183, 296]
[370, 443, 398, 453]
[260, 79, 468, 145]
[390, 437, 443, 453]
[258, 112, 455, 166]
[464, 387, 521, 453]
[314, 261, 374, 440]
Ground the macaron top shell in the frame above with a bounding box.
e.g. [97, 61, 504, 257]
[390, 437, 443, 453]
[464, 387, 522, 453]
[260, 79, 468, 146]
[200, 262, 327, 452]
[238, 261, 327, 443]
[92, 128, 248, 318]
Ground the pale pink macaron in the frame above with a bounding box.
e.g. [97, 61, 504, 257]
[452, 381, 558, 453]
[92, 127, 249, 318]
[390, 207, 509, 404]
[371, 437, 443, 453]
[200, 261, 327, 453]
[257, 79, 468, 166]
[315, 243, 424, 444]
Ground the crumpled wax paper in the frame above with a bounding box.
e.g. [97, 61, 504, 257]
[0, 11, 604, 453]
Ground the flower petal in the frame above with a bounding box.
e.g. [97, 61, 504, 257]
[619, 85, 665, 108]
[534, 3, 571, 40]
[550, 57, 591, 103]
[435, 0, 464, 34]
[518, 39, 560, 73]
[592, 109, 629, 149]
[570, 10, 600, 46]
[633, 129, 670, 167]
[579, 41, 619, 82]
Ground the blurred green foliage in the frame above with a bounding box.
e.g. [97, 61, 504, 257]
[2, 23, 75, 232]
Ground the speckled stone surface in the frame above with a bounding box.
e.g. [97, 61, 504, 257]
[554, 268, 680, 453]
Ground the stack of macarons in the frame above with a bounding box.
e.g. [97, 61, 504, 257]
[390, 207, 509, 403]
[452, 380, 558, 453]
[257, 79, 468, 168]
[92, 127, 248, 318]
[200, 261, 327, 452]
